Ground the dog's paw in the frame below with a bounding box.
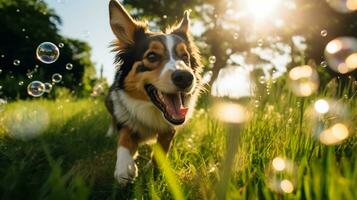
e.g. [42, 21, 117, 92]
[114, 147, 138, 186]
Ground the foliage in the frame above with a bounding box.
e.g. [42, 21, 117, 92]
[0, 77, 356, 199]
[0, 0, 97, 99]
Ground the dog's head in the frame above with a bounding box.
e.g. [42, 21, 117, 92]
[109, 0, 202, 126]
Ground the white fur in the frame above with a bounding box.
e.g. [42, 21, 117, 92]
[114, 146, 138, 186]
[160, 35, 178, 77]
[106, 122, 116, 137]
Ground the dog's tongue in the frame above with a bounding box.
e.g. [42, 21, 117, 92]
[162, 93, 188, 120]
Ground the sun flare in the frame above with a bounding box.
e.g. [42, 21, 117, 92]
[245, 0, 281, 21]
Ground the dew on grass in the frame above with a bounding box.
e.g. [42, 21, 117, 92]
[288, 65, 319, 96]
[4, 105, 49, 140]
[52, 73, 62, 83]
[36, 42, 60, 64]
[65, 63, 73, 70]
[44, 82, 53, 93]
[324, 37, 357, 74]
[27, 81, 45, 97]
[13, 59, 20, 66]
[209, 56, 216, 64]
[306, 99, 351, 145]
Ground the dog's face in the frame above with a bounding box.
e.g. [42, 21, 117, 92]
[109, 0, 202, 125]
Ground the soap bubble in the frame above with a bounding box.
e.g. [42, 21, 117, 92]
[65, 63, 73, 70]
[320, 61, 328, 68]
[209, 56, 216, 64]
[288, 65, 319, 96]
[44, 82, 53, 93]
[36, 42, 60, 64]
[0, 98, 7, 112]
[52, 73, 62, 83]
[257, 39, 264, 47]
[27, 81, 45, 97]
[13, 59, 20, 66]
[305, 99, 351, 145]
[58, 43, 64, 48]
[233, 33, 239, 40]
[266, 157, 297, 194]
[320, 30, 328, 37]
[324, 37, 357, 74]
[4, 105, 49, 140]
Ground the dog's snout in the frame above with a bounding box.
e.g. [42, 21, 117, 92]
[171, 70, 194, 89]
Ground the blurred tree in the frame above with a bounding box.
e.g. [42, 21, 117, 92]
[121, 0, 356, 88]
[0, 0, 97, 99]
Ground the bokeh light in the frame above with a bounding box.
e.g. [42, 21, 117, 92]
[306, 99, 351, 145]
[4, 105, 49, 140]
[36, 42, 60, 64]
[288, 65, 319, 96]
[327, 0, 357, 13]
[324, 37, 357, 74]
[27, 81, 45, 97]
[212, 102, 250, 124]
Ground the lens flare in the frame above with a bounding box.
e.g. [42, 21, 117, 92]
[288, 65, 319, 96]
[324, 37, 357, 74]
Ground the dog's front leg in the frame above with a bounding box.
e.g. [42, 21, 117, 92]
[114, 126, 139, 186]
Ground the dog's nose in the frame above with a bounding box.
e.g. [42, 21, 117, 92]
[171, 70, 194, 90]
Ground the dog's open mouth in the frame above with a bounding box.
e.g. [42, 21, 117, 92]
[144, 84, 188, 125]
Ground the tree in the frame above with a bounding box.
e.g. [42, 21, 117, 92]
[0, 0, 97, 99]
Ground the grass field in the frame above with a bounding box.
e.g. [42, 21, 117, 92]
[0, 78, 356, 200]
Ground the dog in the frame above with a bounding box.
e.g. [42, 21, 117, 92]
[105, 0, 203, 186]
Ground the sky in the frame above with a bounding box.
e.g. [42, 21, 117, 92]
[44, 0, 116, 83]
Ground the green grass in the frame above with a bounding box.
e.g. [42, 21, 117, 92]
[0, 78, 356, 200]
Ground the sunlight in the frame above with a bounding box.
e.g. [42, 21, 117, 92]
[245, 0, 281, 21]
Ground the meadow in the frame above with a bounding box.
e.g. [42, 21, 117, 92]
[0, 77, 356, 200]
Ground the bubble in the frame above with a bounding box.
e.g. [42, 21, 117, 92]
[4, 105, 49, 140]
[52, 73, 62, 83]
[257, 39, 264, 46]
[324, 37, 357, 74]
[320, 29, 328, 37]
[27, 81, 45, 97]
[0, 98, 7, 112]
[44, 82, 53, 93]
[266, 157, 297, 194]
[13, 59, 20, 66]
[26, 72, 33, 79]
[209, 56, 216, 64]
[58, 43, 64, 48]
[65, 63, 73, 70]
[233, 33, 239, 40]
[306, 99, 351, 145]
[288, 65, 319, 96]
[36, 42, 60, 64]
[320, 60, 328, 68]
[18, 81, 24, 86]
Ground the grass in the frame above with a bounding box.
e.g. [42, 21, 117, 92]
[0, 77, 356, 200]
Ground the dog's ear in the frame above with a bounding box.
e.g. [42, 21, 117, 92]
[173, 10, 190, 34]
[109, 0, 138, 45]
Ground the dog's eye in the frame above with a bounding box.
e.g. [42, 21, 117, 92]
[147, 52, 160, 63]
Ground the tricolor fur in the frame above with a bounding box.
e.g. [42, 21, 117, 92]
[105, 0, 203, 185]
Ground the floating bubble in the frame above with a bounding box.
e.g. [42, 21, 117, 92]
[257, 39, 264, 47]
[65, 63, 73, 70]
[27, 81, 45, 97]
[320, 29, 328, 37]
[324, 37, 357, 74]
[0, 98, 7, 112]
[233, 33, 239, 40]
[58, 43, 64, 48]
[4, 105, 49, 140]
[258, 76, 266, 84]
[320, 60, 328, 68]
[36, 42, 60, 64]
[52, 73, 62, 83]
[327, 0, 357, 13]
[288, 65, 319, 96]
[44, 82, 53, 93]
[13, 59, 20, 66]
[306, 99, 351, 145]
[266, 157, 297, 194]
[209, 56, 216, 64]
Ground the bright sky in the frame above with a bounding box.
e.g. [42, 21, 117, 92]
[44, 0, 116, 83]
